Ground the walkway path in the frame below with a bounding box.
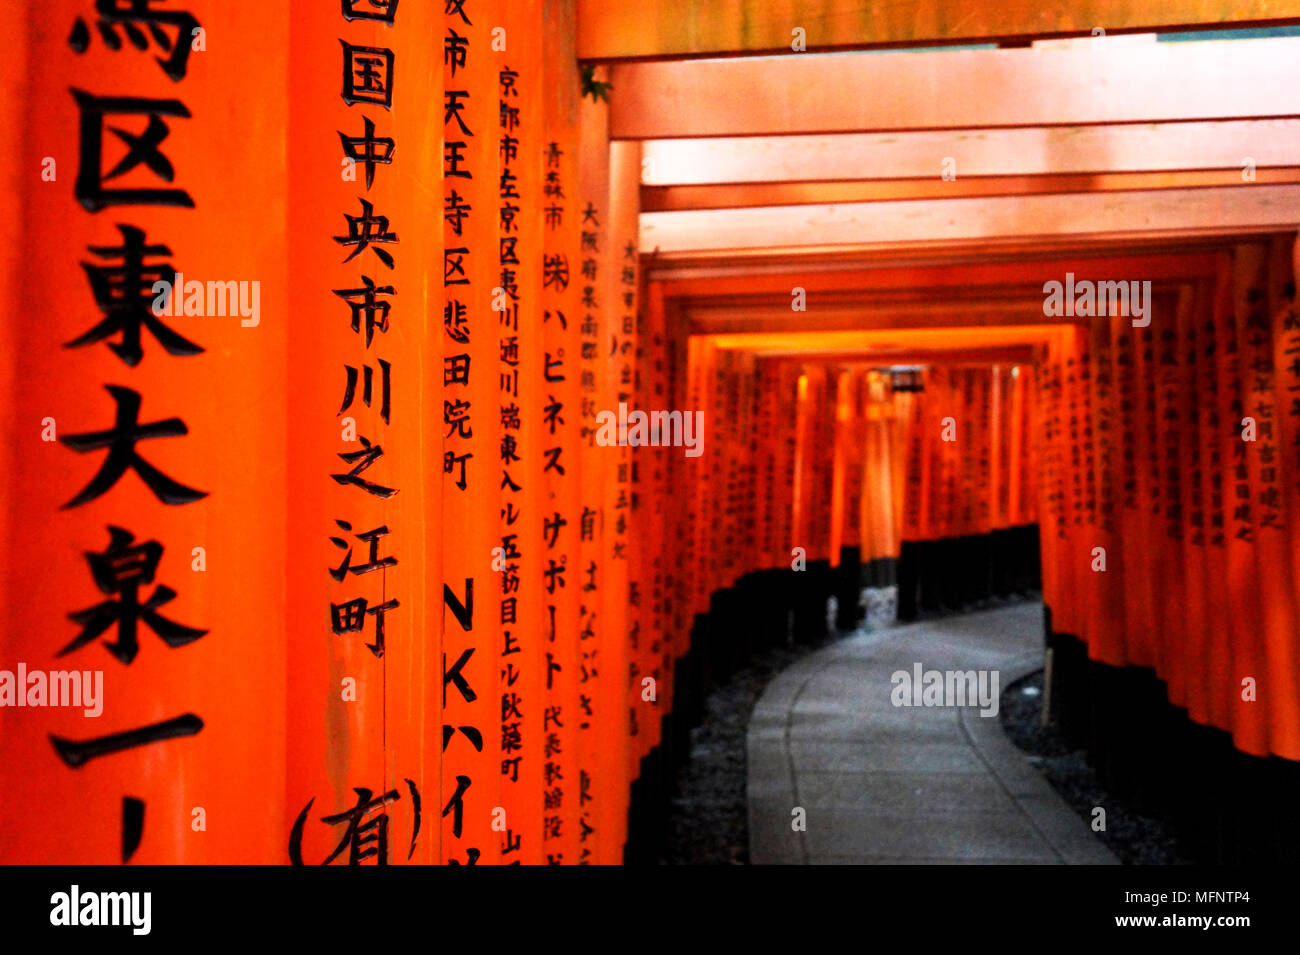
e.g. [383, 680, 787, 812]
[747, 602, 1117, 864]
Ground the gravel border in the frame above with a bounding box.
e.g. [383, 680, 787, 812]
[659, 594, 1163, 866]
[998, 669, 1194, 865]
[658, 589, 896, 865]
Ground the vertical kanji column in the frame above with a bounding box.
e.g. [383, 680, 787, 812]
[1219, 247, 1266, 754]
[1268, 234, 1300, 758]
[1235, 241, 1298, 757]
[495, 0, 546, 865]
[1091, 311, 1126, 668]
[3, 1, 289, 863]
[640, 277, 670, 775]
[605, 139, 638, 852]
[439, 0, 504, 865]
[575, 76, 610, 864]
[540, 0, 583, 865]
[1125, 301, 1160, 672]
[1037, 337, 1071, 639]
[1178, 283, 1211, 719]
[1199, 257, 1233, 731]
[1152, 287, 1189, 693]
[285, 0, 443, 866]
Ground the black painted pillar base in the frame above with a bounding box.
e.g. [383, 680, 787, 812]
[1045, 609, 1300, 864]
[791, 559, 831, 644]
[748, 568, 791, 651]
[834, 546, 862, 630]
[897, 524, 1042, 622]
[896, 541, 920, 621]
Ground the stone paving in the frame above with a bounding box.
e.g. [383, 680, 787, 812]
[747, 602, 1118, 865]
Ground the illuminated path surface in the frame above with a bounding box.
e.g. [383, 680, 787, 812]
[747, 603, 1118, 865]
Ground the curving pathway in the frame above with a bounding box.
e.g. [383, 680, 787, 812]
[747, 602, 1118, 865]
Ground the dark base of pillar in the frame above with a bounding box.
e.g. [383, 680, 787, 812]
[834, 546, 863, 630]
[1046, 610, 1300, 864]
[791, 559, 831, 644]
[897, 523, 1041, 623]
[861, 555, 897, 590]
[624, 737, 669, 865]
[628, 529, 1047, 861]
[626, 558, 852, 862]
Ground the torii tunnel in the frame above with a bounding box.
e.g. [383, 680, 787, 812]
[3, 0, 1300, 889]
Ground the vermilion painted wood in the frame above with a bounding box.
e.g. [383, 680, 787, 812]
[437, 0, 505, 866]
[1177, 281, 1212, 724]
[0, 1, 296, 865]
[576, 77, 611, 864]
[499, 0, 548, 864]
[1083, 307, 1126, 676]
[602, 138, 638, 858]
[1197, 268, 1231, 730]
[1236, 241, 1300, 758]
[1268, 237, 1300, 756]
[578, 0, 1300, 61]
[1222, 247, 1270, 755]
[541, 0, 584, 864]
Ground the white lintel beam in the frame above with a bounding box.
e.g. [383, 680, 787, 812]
[611, 37, 1300, 139]
[639, 122, 1300, 185]
[638, 185, 1300, 253]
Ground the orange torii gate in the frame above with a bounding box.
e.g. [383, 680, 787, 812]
[0, 0, 642, 866]
[2, 0, 1299, 870]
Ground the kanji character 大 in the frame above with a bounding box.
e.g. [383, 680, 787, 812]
[60, 385, 207, 508]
